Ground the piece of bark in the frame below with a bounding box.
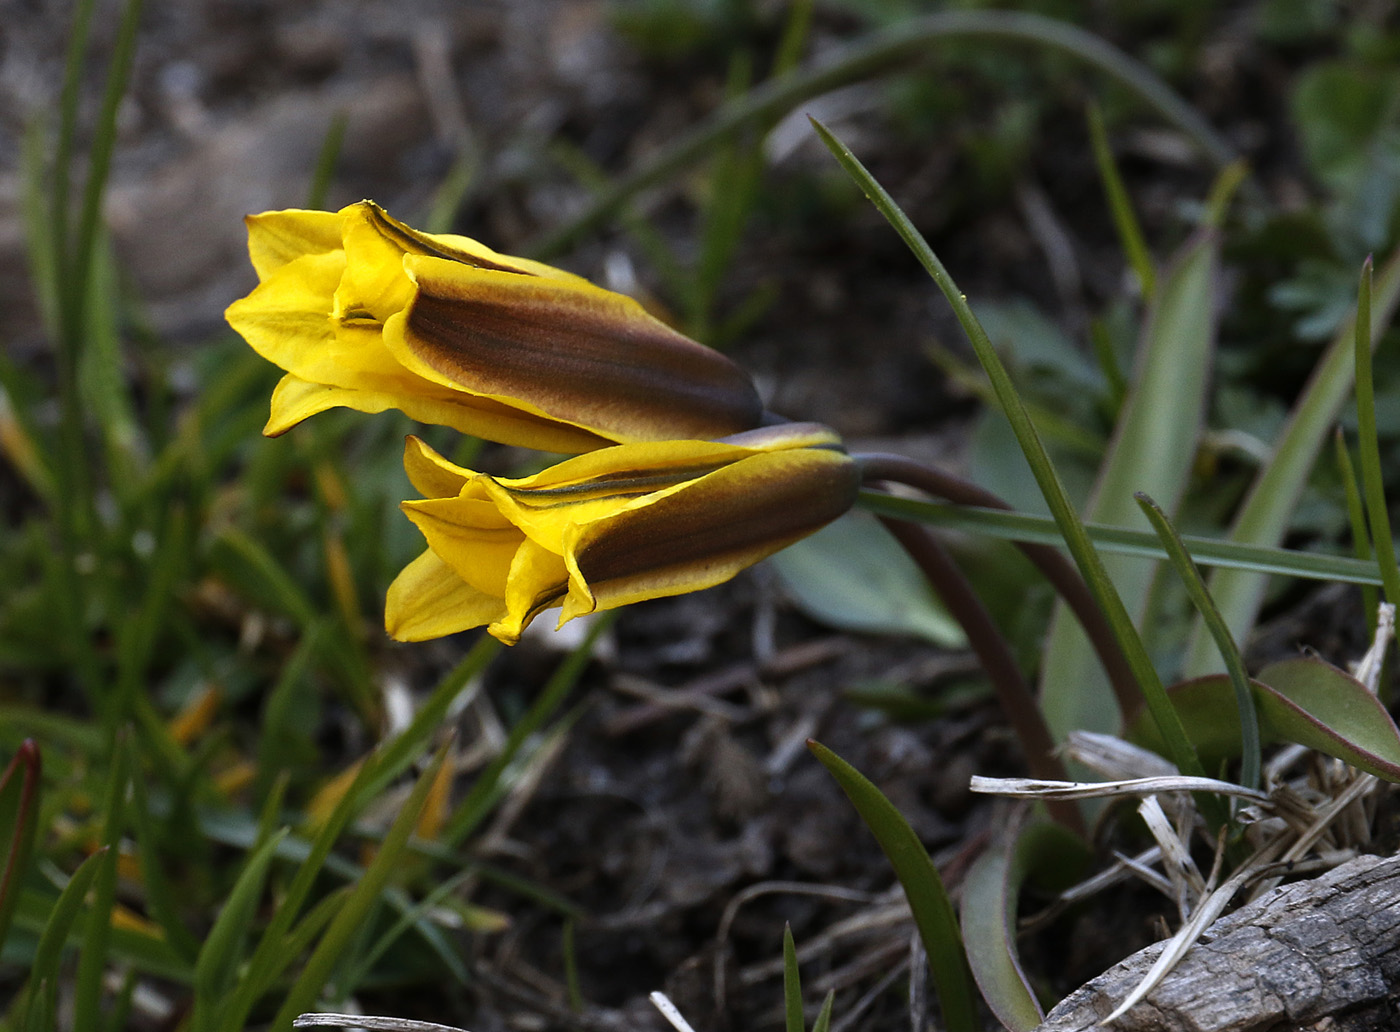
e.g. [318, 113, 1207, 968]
[1035, 852, 1400, 1031]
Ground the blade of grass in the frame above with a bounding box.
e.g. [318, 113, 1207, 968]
[813, 120, 1206, 784]
[72, 736, 130, 1030]
[191, 829, 291, 1031]
[812, 991, 835, 1032]
[532, 10, 1240, 258]
[18, 847, 109, 1030]
[1039, 224, 1219, 738]
[858, 492, 1387, 586]
[269, 743, 450, 1028]
[1086, 101, 1155, 303]
[808, 741, 978, 1032]
[783, 925, 804, 1032]
[1181, 245, 1400, 675]
[129, 764, 201, 963]
[1352, 258, 1400, 610]
[443, 615, 611, 846]
[1335, 430, 1378, 636]
[1135, 494, 1260, 792]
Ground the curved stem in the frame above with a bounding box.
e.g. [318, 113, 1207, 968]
[858, 452, 1141, 719]
[880, 517, 1085, 835]
[529, 9, 1242, 259]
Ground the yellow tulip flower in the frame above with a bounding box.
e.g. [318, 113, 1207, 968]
[386, 423, 860, 644]
[225, 201, 762, 451]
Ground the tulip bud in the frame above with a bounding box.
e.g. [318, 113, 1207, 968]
[226, 201, 763, 451]
[386, 423, 860, 644]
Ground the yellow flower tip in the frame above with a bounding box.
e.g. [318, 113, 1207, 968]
[385, 426, 859, 644]
[228, 201, 763, 448]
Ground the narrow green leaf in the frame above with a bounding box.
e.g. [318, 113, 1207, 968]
[858, 491, 1385, 586]
[307, 111, 348, 209]
[783, 924, 804, 1032]
[444, 615, 610, 846]
[813, 120, 1204, 784]
[192, 829, 290, 1027]
[811, 991, 835, 1032]
[1040, 225, 1218, 738]
[771, 510, 965, 646]
[216, 753, 383, 1032]
[73, 738, 129, 1029]
[961, 820, 1087, 1032]
[1352, 258, 1400, 611]
[1135, 494, 1260, 791]
[1182, 245, 1400, 675]
[1086, 101, 1155, 303]
[960, 849, 1040, 1031]
[0, 741, 41, 954]
[128, 764, 201, 962]
[1334, 430, 1378, 635]
[270, 744, 450, 1028]
[808, 740, 978, 1032]
[19, 847, 109, 1029]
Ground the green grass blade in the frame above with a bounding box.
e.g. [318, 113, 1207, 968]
[191, 829, 291, 1029]
[812, 120, 1204, 782]
[858, 492, 1387, 586]
[1335, 430, 1378, 635]
[808, 741, 978, 1032]
[67, 0, 143, 330]
[72, 736, 129, 1029]
[1087, 101, 1155, 303]
[444, 615, 611, 846]
[128, 763, 201, 963]
[1135, 494, 1260, 792]
[269, 744, 450, 1028]
[217, 755, 383, 1032]
[811, 991, 835, 1032]
[1182, 245, 1400, 675]
[783, 925, 804, 1032]
[306, 111, 348, 209]
[1040, 225, 1218, 737]
[1352, 258, 1400, 611]
[563, 919, 583, 1012]
[18, 847, 109, 1029]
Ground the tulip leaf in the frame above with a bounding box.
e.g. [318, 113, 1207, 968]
[962, 820, 1089, 1032]
[1253, 657, 1400, 781]
[771, 509, 965, 647]
[1040, 225, 1220, 740]
[1127, 659, 1400, 782]
[808, 740, 978, 1032]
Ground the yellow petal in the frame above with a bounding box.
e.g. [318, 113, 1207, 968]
[402, 435, 472, 499]
[388, 253, 762, 443]
[385, 549, 507, 641]
[244, 209, 345, 279]
[492, 539, 570, 645]
[400, 496, 522, 598]
[560, 448, 860, 619]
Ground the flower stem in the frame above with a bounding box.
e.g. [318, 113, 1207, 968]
[857, 452, 1140, 718]
[878, 516, 1085, 835]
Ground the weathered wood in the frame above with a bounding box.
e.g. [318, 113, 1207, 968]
[1034, 853, 1400, 1031]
